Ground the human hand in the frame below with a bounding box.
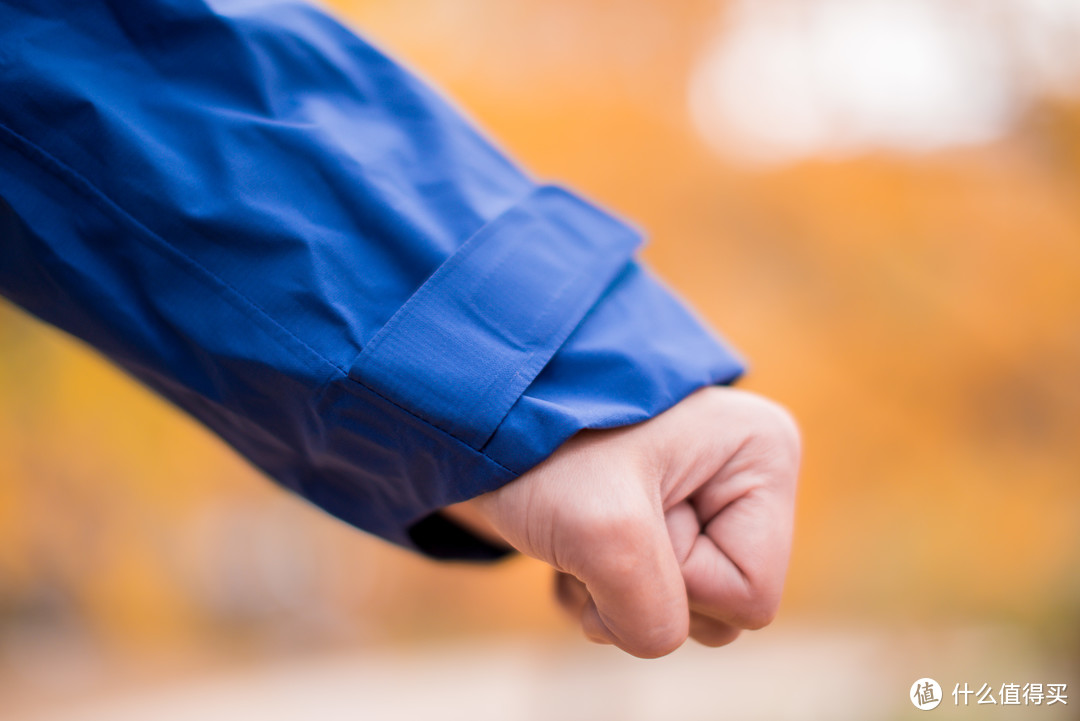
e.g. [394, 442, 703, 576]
[447, 386, 800, 658]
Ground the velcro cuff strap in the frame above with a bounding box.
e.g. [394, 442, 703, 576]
[349, 185, 642, 449]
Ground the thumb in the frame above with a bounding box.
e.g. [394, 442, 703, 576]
[568, 507, 689, 658]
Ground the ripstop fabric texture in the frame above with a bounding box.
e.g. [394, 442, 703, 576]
[0, 0, 744, 558]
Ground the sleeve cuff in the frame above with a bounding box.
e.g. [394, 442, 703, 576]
[336, 186, 744, 558]
[348, 185, 642, 449]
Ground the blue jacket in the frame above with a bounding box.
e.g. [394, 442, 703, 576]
[0, 0, 743, 558]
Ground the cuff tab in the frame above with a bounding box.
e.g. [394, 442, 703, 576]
[349, 185, 642, 448]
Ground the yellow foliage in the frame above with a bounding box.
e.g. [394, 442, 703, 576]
[1, 0, 1079, 663]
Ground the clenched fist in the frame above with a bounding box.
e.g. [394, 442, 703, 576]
[448, 386, 800, 658]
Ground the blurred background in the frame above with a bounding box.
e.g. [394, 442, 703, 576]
[2, 0, 1080, 718]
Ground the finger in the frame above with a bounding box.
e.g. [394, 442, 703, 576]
[580, 596, 613, 645]
[688, 612, 741, 647]
[554, 571, 590, 620]
[664, 499, 699, 565]
[684, 404, 798, 630]
[683, 485, 793, 629]
[667, 497, 743, 646]
[559, 572, 659, 648]
[647, 389, 798, 633]
[570, 511, 690, 658]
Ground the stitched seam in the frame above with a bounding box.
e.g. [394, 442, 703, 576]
[0, 120, 347, 375]
[354, 187, 640, 450]
[0, 121, 520, 475]
[472, 241, 593, 416]
[351, 192, 530, 368]
[0, 121, 526, 479]
[346, 375, 519, 477]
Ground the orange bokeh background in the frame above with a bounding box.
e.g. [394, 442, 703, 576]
[2, 1, 1079, 718]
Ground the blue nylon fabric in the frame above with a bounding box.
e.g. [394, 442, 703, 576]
[0, 0, 744, 556]
[351, 186, 643, 449]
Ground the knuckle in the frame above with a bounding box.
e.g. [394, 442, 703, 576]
[570, 503, 649, 552]
[755, 397, 802, 453]
[705, 388, 802, 465]
[742, 395, 803, 475]
[732, 589, 782, 630]
[558, 503, 653, 580]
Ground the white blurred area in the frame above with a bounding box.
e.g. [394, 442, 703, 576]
[689, 0, 1080, 164]
[12, 626, 1074, 721]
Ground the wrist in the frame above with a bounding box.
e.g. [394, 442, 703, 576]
[442, 497, 510, 549]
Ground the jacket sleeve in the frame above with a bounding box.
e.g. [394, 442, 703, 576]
[0, 0, 744, 559]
